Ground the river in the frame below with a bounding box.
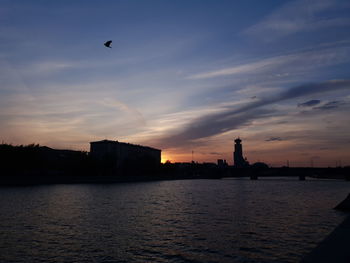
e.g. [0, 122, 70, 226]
[0, 178, 348, 263]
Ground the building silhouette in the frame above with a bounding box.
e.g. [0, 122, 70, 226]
[217, 159, 228, 167]
[90, 140, 161, 173]
[233, 138, 249, 168]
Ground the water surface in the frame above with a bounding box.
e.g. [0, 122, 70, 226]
[0, 178, 348, 262]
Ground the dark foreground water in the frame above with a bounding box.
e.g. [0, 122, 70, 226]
[0, 178, 349, 263]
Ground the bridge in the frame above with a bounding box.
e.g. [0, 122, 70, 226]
[219, 167, 349, 181]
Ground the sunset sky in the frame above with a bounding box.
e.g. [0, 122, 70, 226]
[1, 0, 350, 166]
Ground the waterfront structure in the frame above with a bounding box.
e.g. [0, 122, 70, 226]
[217, 159, 228, 167]
[233, 138, 249, 168]
[90, 140, 161, 172]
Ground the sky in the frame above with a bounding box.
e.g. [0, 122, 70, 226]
[1, 0, 350, 167]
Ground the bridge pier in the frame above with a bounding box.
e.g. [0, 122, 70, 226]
[299, 175, 306, 180]
[250, 175, 258, 180]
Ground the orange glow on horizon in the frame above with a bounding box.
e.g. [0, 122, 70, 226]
[161, 154, 172, 163]
[161, 151, 193, 163]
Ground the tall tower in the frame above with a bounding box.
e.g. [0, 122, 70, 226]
[233, 138, 248, 167]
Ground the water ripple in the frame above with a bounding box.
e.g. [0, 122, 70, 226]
[0, 179, 348, 262]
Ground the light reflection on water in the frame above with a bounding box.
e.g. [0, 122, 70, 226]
[0, 178, 348, 263]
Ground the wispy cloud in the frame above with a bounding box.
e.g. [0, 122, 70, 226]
[101, 98, 146, 126]
[187, 43, 350, 79]
[155, 79, 350, 148]
[298, 99, 321, 107]
[244, 0, 350, 40]
[266, 137, 283, 142]
[313, 100, 346, 110]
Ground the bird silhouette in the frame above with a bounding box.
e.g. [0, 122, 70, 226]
[104, 40, 112, 48]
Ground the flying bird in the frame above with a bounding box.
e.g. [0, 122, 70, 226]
[104, 40, 112, 48]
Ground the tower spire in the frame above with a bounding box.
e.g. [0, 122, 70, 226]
[233, 138, 249, 167]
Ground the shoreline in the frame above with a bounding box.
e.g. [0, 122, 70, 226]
[300, 215, 350, 263]
[0, 172, 348, 186]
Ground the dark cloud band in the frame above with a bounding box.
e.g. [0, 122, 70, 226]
[298, 99, 321, 107]
[156, 79, 350, 148]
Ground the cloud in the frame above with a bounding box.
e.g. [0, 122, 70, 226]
[299, 100, 349, 114]
[101, 98, 146, 125]
[280, 80, 350, 98]
[188, 57, 282, 79]
[155, 79, 350, 148]
[266, 137, 283, 142]
[187, 43, 350, 80]
[244, 0, 350, 40]
[298, 100, 321, 107]
[311, 156, 321, 159]
[313, 100, 344, 110]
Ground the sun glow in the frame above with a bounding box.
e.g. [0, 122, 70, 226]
[161, 153, 173, 163]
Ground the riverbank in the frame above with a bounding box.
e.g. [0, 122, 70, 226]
[1, 168, 349, 186]
[300, 215, 350, 263]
